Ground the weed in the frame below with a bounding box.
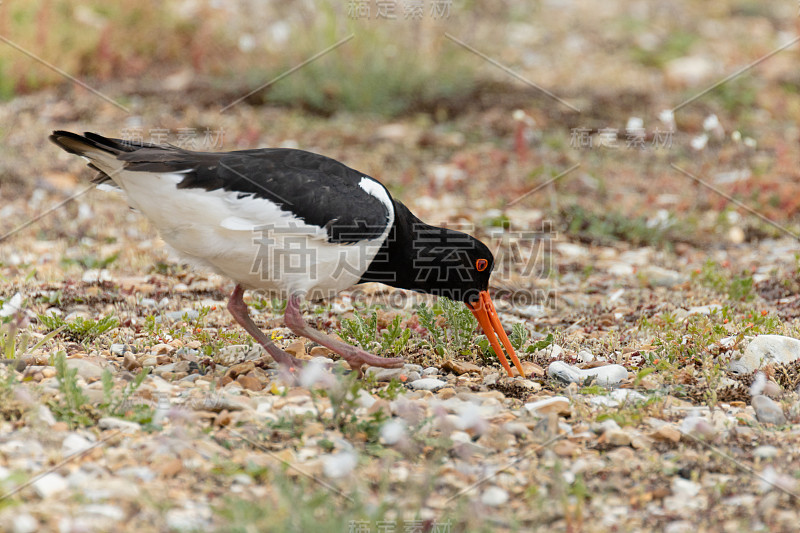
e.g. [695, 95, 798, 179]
[340, 308, 411, 356]
[60, 251, 119, 270]
[100, 367, 151, 421]
[2, 314, 64, 360]
[49, 351, 94, 428]
[417, 299, 477, 357]
[39, 314, 119, 344]
[693, 260, 755, 302]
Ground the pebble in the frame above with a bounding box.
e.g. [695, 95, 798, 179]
[98, 417, 141, 433]
[33, 472, 68, 498]
[110, 344, 129, 356]
[62, 433, 93, 457]
[322, 451, 357, 478]
[602, 429, 631, 447]
[65, 358, 104, 381]
[480, 486, 509, 507]
[422, 367, 438, 376]
[524, 396, 570, 416]
[650, 425, 681, 443]
[752, 395, 787, 425]
[237, 375, 264, 392]
[640, 265, 685, 287]
[442, 359, 482, 375]
[380, 419, 407, 445]
[408, 378, 448, 392]
[547, 361, 628, 387]
[366, 366, 405, 382]
[11, 514, 38, 533]
[687, 304, 722, 316]
[753, 445, 779, 459]
[730, 335, 800, 373]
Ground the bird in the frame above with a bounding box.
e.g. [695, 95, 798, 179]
[49, 131, 526, 378]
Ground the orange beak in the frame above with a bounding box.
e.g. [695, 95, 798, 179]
[467, 290, 525, 378]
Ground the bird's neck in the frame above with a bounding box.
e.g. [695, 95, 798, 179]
[359, 200, 459, 294]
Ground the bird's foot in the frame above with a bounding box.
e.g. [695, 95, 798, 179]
[336, 346, 404, 375]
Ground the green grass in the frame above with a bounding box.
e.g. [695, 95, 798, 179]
[340, 307, 411, 356]
[39, 313, 119, 344]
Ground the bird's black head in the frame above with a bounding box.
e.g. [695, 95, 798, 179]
[408, 227, 494, 304]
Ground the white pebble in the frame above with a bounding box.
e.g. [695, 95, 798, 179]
[481, 486, 509, 507]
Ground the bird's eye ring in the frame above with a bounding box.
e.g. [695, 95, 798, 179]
[476, 259, 488, 271]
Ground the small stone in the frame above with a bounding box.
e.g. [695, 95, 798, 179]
[524, 396, 570, 416]
[602, 429, 631, 447]
[481, 486, 509, 507]
[11, 513, 38, 533]
[158, 458, 184, 477]
[650, 425, 681, 443]
[237, 375, 264, 392]
[323, 451, 357, 478]
[687, 304, 722, 316]
[436, 387, 456, 399]
[408, 378, 447, 392]
[151, 343, 174, 355]
[225, 361, 256, 380]
[142, 357, 157, 368]
[547, 361, 627, 387]
[309, 346, 332, 357]
[754, 445, 779, 459]
[553, 440, 581, 457]
[366, 366, 405, 382]
[62, 432, 93, 457]
[511, 361, 545, 377]
[640, 265, 685, 287]
[442, 359, 482, 375]
[98, 417, 141, 433]
[731, 335, 800, 374]
[32, 473, 68, 498]
[285, 340, 307, 359]
[65, 358, 103, 381]
[380, 419, 407, 445]
[122, 353, 141, 371]
[422, 367, 438, 376]
[752, 395, 787, 425]
[110, 344, 128, 356]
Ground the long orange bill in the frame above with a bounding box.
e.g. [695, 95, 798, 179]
[467, 290, 526, 378]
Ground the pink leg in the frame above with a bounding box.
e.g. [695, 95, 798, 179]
[227, 285, 304, 371]
[283, 294, 404, 374]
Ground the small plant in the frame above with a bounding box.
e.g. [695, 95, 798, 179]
[49, 351, 93, 428]
[1, 314, 64, 360]
[61, 251, 119, 270]
[100, 367, 152, 422]
[39, 314, 119, 344]
[693, 260, 755, 302]
[417, 299, 477, 356]
[341, 308, 412, 356]
[340, 308, 380, 353]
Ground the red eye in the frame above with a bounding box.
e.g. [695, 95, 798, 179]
[476, 259, 488, 272]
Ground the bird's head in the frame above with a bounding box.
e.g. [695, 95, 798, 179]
[411, 227, 526, 378]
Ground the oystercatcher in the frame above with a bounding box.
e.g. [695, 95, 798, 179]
[49, 131, 525, 377]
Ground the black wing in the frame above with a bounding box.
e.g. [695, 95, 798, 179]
[53, 132, 392, 244]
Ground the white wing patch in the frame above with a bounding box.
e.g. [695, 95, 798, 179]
[359, 177, 394, 216]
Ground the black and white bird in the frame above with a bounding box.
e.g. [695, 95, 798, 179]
[49, 131, 525, 377]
